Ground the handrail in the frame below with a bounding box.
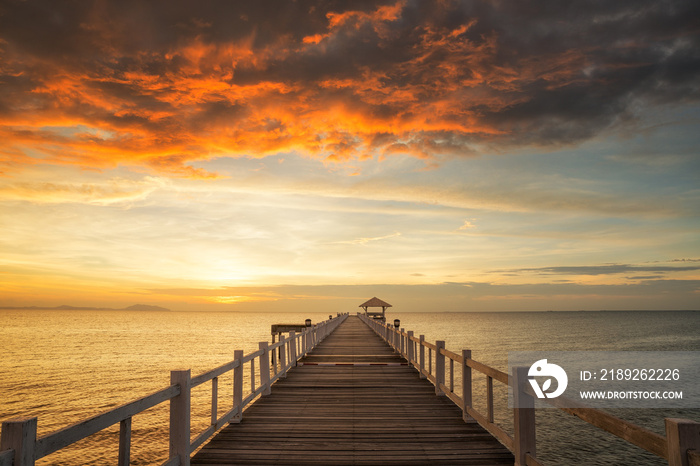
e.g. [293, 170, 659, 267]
[422, 340, 438, 351]
[191, 359, 240, 387]
[0, 313, 349, 466]
[35, 384, 180, 459]
[468, 358, 509, 385]
[541, 391, 667, 458]
[241, 348, 264, 364]
[357, 312, 699, 466]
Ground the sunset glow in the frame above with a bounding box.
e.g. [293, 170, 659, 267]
[1, 0, 698, 311]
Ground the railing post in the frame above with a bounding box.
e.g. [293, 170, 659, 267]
[211, 378, 218, 426]
[250, 359, 256, 393]
[419, 335, 426, 379]
[462, 349, 472, 422]
[400, 328, 405, 356]
[169, 369, 191, 466]
[435, 341, 445, 396]
[233, 350, 243, 423]
[486, 376, 494, 423]
[513, 366, 536, 466]
[665, 418, 700, 466]
[280, 335, 287, 377]
[118, 417, 132, 466]
[289, 331, 298, 366]
[259, 342, 271, 395]
[301, 330, 307, 357]
[271, 334, 277, 371]
[1, 417, 37, 466]
[407, 331, 414, 366]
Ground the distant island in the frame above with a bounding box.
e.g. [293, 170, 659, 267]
[0, 304, 171, 311]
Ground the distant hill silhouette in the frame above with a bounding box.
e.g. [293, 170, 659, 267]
[0, 304, 171, 311]
[123, 304, 170, 312]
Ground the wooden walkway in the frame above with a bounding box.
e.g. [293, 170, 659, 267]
[192, 316, 514, 465]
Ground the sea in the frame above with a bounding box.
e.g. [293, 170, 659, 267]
[1, 309, 698, 465]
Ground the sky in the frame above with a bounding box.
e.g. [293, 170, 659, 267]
[1, 0, 699, 312]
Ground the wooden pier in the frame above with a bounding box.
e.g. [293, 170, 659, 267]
[192, 316, 513, 465]
[2, 312, 700, 466]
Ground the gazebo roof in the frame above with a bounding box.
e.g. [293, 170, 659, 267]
[359, 297, 392, 308]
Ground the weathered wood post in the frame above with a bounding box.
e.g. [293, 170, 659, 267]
[301, 330, 307, 357]
[407, 331, 414, 366]
[279, 334, 287, 377]
[250, 359, 256, 393]
[259, 342, 271, 396]
[169, 369, 191, 466]
[1, 417, 37, 466]
[400, 328, 405, 356]
[289, 331, 298, 366]
[118, 417, 131, 466]
[486, 376, 494, 423]
[210, 378, 218, 426]
[513, 366, 536, 466]
[271, 333, 277, 370]
[233, 350, 243, 423]
[435, 341, 445, 396]
[665, 418, 700, 466]
[462, 350, 472, 422]
[419, 335, 426, 379]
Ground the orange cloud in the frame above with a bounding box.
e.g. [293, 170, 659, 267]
[1, 0, 697, 176]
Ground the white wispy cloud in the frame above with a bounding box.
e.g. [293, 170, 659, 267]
[330, 232, 402, 245]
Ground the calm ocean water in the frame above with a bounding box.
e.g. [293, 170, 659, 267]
[1, 309, 698, 465]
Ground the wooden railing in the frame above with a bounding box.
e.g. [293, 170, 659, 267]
[0, 314, 348, 466]
[358, 313, 700, 466]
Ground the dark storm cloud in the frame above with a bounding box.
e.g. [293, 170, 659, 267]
[1, 0, 698, 173]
